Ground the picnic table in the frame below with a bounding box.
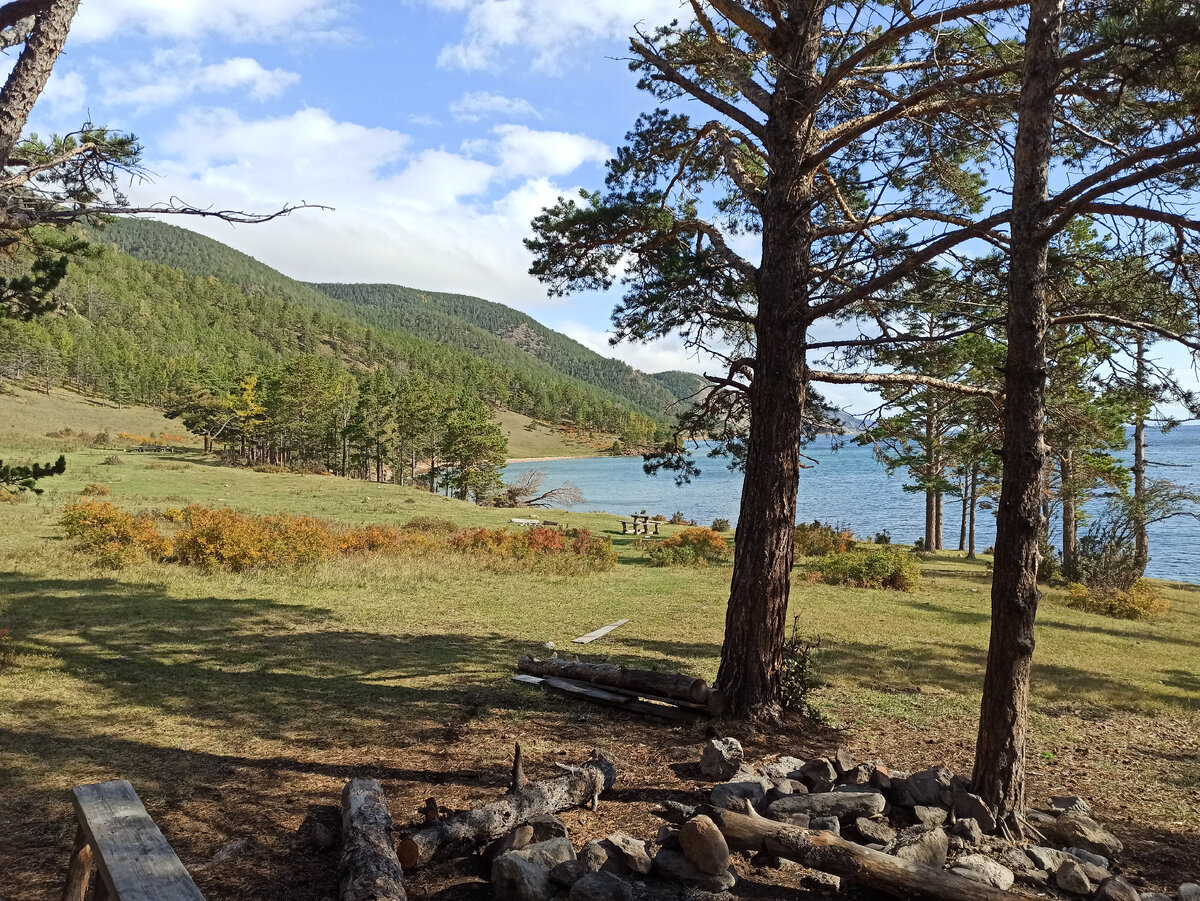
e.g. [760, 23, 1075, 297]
[619, 514, 660, 535]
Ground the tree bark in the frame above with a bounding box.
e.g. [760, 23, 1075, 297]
[959, 474, 969, 551]
[715, 8, 824, 720]
[973, 0, 1062, 834]
[968, 463, 979, 559]
[0, 0, 79, 168]
[707, 808, 1033, 901]
[339, 777, 407, 901]
[1059, 451, 1077, 580]
[935, 491, 944, 550]
[1133, 335, 1148, 561]
[396, 751, 616, 869]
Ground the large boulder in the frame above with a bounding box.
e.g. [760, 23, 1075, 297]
[882, 826, 948, 869]
[951, 854, 1015, 891]
[493, 846, 563, 901]
[1047, 811, 1123, 857]
[767, 786, 885, 823]
[1094, 876, 1141, 901]
[570, 871, 633, 901]
[700, 738, 744, 780]
[1056, 859, 1094, 896]
[951, 786, 997, 833]
[763, 756, 806, 783]
[711, 778, 770, 812]
[652, 848, 737, 892]
[601, 834, 653, 875]
[854, 817, 897, 845]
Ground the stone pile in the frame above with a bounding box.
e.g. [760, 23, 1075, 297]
[481, 738, 1196, 901]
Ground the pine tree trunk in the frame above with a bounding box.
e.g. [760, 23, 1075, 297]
[1134, 336, 1148, 561]
[935, 492, 944, 550]
[968, 463, 979, 560]
[959, 475, 968, 551]
[972, 0, 1061, 833]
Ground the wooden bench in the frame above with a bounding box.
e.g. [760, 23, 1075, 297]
[619, 517, 660, 535]
[63, 780, 205, 901]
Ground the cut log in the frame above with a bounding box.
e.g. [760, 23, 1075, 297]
[340, 777, 406, 901]
[513, 674, 701, 722]
[397, 750, 616, 870]
[518, 655, 726, 714]
[706, 807, 1038, 901]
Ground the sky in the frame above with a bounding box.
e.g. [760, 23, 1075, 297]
[22, 0, 1200, 418]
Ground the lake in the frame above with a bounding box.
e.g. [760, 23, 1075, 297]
[504, 425, 1200, 584]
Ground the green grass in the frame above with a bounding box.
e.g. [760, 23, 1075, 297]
[2, 388, 1198, 899]
[496, 409, 614, 460]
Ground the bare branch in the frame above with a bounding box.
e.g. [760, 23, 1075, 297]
[1051, 313, 1200, 352]
[807, 369, 1000, 398]
[688, 0, 772, 112]
[706, 0, 776, 52]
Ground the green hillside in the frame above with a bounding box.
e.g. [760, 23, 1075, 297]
[92, 218, 683, 422]
[650, 370, 709, 401]
[314, 282, 680, 416]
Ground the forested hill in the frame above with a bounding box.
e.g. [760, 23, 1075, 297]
[314, 282, 681, 415]
[650, 370, 709, 401]
[93, 217, 683, 420]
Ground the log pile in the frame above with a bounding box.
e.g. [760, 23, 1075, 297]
[514, 654, 727, 719]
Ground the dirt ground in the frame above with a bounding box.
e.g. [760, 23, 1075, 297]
[4, 697, 1197, 901]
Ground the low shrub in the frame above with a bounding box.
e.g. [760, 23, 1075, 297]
[810, 547, 920, 591]
[780, 618, 824, 719]
[402, 515, 460, 535]
[873, 530, 891, 545]
[100, 455, 122, 466]
[81, 483, 111, 496]
[1066, 581, 1170, 620]
[161, 507, 185, 523]
[252, 464, 292, 474]
[793, 520, 855, 556]
[711, 518, 732, 532]
[450, 525, 616, 571]
[648, 527, 730, 566]
[668, 511, 692, 525]
[60, 499, 171, 568]
[172, 506, 338, 571]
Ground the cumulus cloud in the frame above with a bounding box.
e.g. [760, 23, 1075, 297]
[40, 69, 88, 118]
[554, 320, 718, 377]
[127, 108, 612, 310]
[101, 49, 300, 110]
[72, 0, 348, 44]
[430, 0, 690, 71]
[450, 91, 540, 123]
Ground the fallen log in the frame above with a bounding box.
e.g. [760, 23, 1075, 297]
[706, 807, 1037, 901]
[514, 674, 702, 722]
[340, 777, 407, 901]
[518, 654, 727, 715]
[396, 750, 616, 870]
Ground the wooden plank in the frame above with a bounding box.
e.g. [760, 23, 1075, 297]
[571, 619, 629, 644]
[71, 780, 205, 901]
[61, 824, 94, 901]
[513, 674, 698, 722]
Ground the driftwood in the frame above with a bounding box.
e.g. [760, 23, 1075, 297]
[707, 807, 1037, 901]
[396, 750, 617, 870]
[340, 777, 406, 901]
[518, 655, 727, 715]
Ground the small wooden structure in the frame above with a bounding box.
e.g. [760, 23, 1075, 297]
[126, 445, 179, 454]
[619, 514, 660, 535]
[508, 518, 540, 526]
[62, 779, 205, 901]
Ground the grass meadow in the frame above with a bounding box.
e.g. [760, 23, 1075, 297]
[1, 386, 1197, 899]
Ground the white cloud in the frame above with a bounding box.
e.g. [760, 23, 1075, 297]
[555, 320, 716, 376]
[409, 114, 442, 127]
[72, 0, 348, 44]
[40, 70, 88, 118]
[450, 91, 540, 123]
[101, 49, 299, 110]
[431, 0, 690, 71]
[127, 107, 613, 310]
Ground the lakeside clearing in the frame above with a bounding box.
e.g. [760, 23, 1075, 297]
[1, 389, 1197, 900]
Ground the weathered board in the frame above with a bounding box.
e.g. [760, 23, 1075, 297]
[512, 674, 698, 722]
[571, 619, 629, 644]
[70, 780, 205, 901]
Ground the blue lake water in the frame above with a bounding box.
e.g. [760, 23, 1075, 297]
[505, 424, 1200, 584]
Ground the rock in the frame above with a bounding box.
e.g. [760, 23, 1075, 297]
[989, 843, 1034, 874]
[907, 766, 952, 806]
[493, 851, 554, 901]
[870, 766, 892, 793]
[1015, 869, 1051, 888]
[1182, 884, 1200, 901]
[527, 814, 570, 843]
[570, 872, 633, 901]
[767, 787, 885, 823]
[854, 817, 896, 845]
[1065, 846, 1110, 869]
[764, 784, 794, 806]
[781, 779, 808, 794]
[731, 762, 763, 781]
[839, 762, 873, 786]
[952, 786, 998, 833]
[799, 758, 838, 786]
[580, 839, 622, 875]
[517, 837, 575, 869]
[774, 811, 811, 829]
[710, 778, 769, 812]
[700, 738, 744, 780]
[911, 805, 948, 828]
[882, 825, 948, 869]
[1094, 877, 1142, 901]
[948, 835, 965, 852]
[658, 801, 698, 824]
[603, 833, 653, 875]
[810, 816, 840, 835]
[484, 824, 535, 861]
[1027, 846, 1073, 872]
[1056, 860, 1094, 896]
[763, 756, 805, 782]
[656, 824, 681, 849]
[551, 859, 589, 887]
[1025, 808, 1058, 831]
[834, 748, 857, 775]
[1048, 811, 1124, 857]
[1141, 894, 1173, 901]
[951, 854, 1015, 891]
[1050, 796, 1093, 816]
[652, 848, 737, 892]
[679, 816, 731, 876]
[796, 871, 842, 893]
[947, 817, 982, 846]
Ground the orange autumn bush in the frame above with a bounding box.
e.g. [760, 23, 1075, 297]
[172, 506, 338, 571]
[60, 499, 171, 568]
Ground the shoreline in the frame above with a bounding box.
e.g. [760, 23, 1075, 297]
[504, 454, 609, 464]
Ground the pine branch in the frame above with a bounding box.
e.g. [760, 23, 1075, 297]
[807, 370, 999, 398]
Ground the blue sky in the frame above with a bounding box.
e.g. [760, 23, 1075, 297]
[21, 1, 1200, 417]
